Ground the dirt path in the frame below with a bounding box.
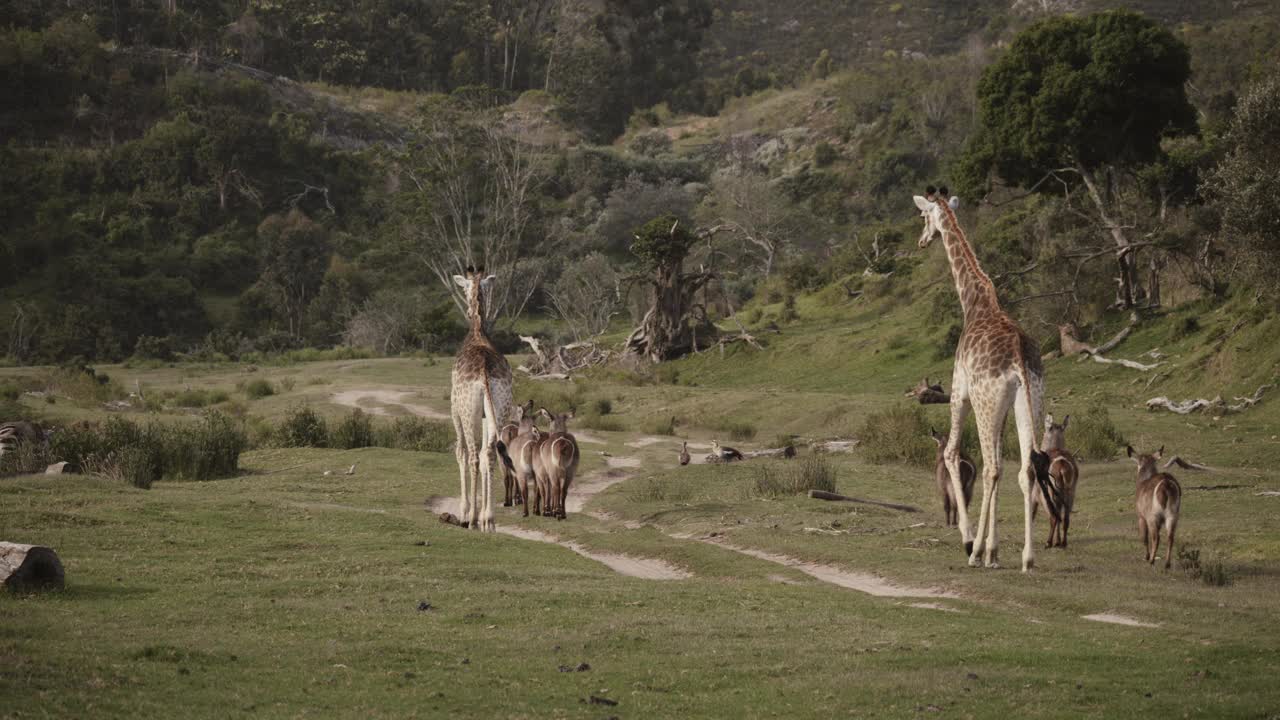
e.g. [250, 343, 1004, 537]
[1082, 612, 1159, 628]
[672, 533, 957, 599]
[426, 496, 689, 581]
[330, 389, 449, 420]
[566, 469, 632, 514]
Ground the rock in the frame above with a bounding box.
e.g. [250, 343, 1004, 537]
[588, 696, 618, 707]
[575, 662, 591, 672]
[44, 462, 74, 475]
[753, 138, 785, 168]
[0, 542, 64, 592]
[417, 601, 432, 612]
[412, 540, 428, 547]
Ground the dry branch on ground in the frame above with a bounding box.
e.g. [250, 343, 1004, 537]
[1146, 384, 1272, 415]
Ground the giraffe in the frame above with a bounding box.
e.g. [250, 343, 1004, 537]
[914, 186, 1061, 572]
[449, 266, 514, 532]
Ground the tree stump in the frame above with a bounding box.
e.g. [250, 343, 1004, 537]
[0, 542, 64, 592]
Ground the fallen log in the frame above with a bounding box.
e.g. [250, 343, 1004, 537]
[0, 542, 64, 592]
[905, 378, 951, 405]
[1086, 352, 1162, 371]
[811, 440, 859, 454]
[1163, 456, 1214, 472]
[1146, 384, 1272, 415]
[808, 490, 920, 513]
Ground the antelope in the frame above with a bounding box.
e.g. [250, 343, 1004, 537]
[498, 400, 534, 507]
[1030, 414, 1079, 548]
[534, 408, 579, 520]
[1127, 445, 1181, 568]
[930, 428, 975, 527]
[679, 441, 691, 466]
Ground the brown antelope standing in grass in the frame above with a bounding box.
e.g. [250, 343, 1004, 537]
[498, 400, 534, 507]
[533, 408, 579, 520]
[1030, 414, 1079, 548]
[930, 428, 975, 527]
[1128, 445, 1182, 568]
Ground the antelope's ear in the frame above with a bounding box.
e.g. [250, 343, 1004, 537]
[948, 196, 960, 210]
[514, 405, 525, 420]
[1156, 445, 1164, 459]
[537, 407, 553, 420]
[1061, 415, 1070, 429]
[1044, 414, 1055, 429]
[452, 275, 468, 288]
[481, 274, 497, 288]
[913, 195, 931, 212]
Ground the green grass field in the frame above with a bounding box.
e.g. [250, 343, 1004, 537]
[4, 304, 1280, 717]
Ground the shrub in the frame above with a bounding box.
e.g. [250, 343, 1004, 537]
[172, 388, 229, 408]
[593, 398, 613, 416]
[859, 404, 934, 466]
[277, 405, 328, 448]
[1177, 545, 1232, 586]
[244, 379, 275, 399]
[1069, 403, 1127, 461]
[814, 141, 837, 167]
[279, 377, 297, 392]
[704, 417, 756, 441]
[647, 416, 677, 436]
[4, 413, 245, 485]
[752, 457, 837, 497]
[373, 417, 453, 452]
[330, 409, 375, 449]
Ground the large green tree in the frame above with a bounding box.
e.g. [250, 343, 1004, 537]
[958, 10, 1196, 308]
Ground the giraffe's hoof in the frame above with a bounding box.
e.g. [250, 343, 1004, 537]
[967, 554, 982, 568]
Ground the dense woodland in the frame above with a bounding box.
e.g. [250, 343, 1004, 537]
[2, 0, 1279, 365]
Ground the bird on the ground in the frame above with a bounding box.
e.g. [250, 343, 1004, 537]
[711, 440, 744, 462]
[679, 441, 691, 466]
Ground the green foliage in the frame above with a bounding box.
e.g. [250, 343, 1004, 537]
[1069, 403, 1127, 461]
[1178, 546, 1233, 587]
[859, 404, 934, 467]
[172, 388, 230, 408]
[1, 413, 245, 485]
[277, 405, 328, 448]
[752, 457, 836, 497]
[243, 379, 276, 400]
[813, 141, 836, 168]
[1207, 77, 1280, 296]
[372, 417, 453, 453]
[960, 10, 1196, 195]
[329, 409, 375, 450]
[630, 213, 697, 271]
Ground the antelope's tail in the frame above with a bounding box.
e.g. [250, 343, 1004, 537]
[1016, 342, 1062, 518]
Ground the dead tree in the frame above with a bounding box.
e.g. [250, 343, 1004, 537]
[906, 377, 950, 404]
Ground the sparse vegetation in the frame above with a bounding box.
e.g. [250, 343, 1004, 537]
[752, 457, 836, 497]
[1070, 403, 1128, 461]
[243, 379, 276, 400]
[859, 404, 934, 467]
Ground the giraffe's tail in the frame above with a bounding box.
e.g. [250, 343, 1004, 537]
[1015, 340, 1062, 518]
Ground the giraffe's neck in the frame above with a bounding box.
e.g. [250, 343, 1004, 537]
[467, 286, 488, 340]
[937, 200, 1000, 325]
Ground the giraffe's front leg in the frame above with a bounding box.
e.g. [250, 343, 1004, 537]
[984, 480, 1000, 569]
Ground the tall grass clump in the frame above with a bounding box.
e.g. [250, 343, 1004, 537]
[859, 404, 934, 466]
[1177, 545, 1233, 587]
[3, 413, 245, 486]
[243, 379, 275, 400]
[373, 417, 453, 452]
[330, 409, 375, 449]
[752, 457, 837, 497]
[277, 405, 328, 447]
[1069, 402, 1127, 460]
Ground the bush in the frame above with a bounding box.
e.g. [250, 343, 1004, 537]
[814, 141, 837, 167]
[277, 405, 328, 448]
[373, 417, 453, 453]
[593, 398, 613, 416]
[859, 404, 934, 467]
[1177, 545, 1232, 586]
[244, 379, 275, 399]
[753, 457, 837, 497]
[172, 388, 230, 408]
[647, 416, 677, 436]
[330, 409, 375, 449]
[3, 413, 245, 485]
[1069, 403, 1127, 461]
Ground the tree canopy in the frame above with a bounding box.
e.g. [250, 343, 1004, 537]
[958, 10, 1196, 194]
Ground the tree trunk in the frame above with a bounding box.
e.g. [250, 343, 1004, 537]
[1076, 163, 1139, 309]
[0, 542, 64, 592]
[624, 265, 715, 362]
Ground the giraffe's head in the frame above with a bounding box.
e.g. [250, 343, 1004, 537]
[912, 185, 959, 249]
[452, 266, 496, 321]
